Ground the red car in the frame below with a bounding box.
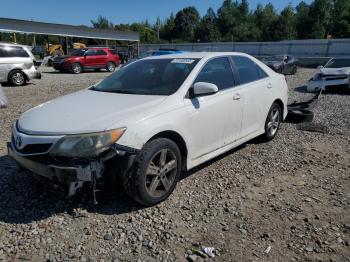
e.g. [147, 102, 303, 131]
[52, 48, 120, 74]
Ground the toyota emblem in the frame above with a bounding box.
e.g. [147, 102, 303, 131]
[15, 135, 22, 148]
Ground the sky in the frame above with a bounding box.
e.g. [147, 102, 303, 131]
[0, 0, 313, 26]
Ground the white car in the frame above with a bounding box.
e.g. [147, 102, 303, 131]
[0, 43, 41, 86]
[307, 57, 350, 92]
[8, 52, 288, 206]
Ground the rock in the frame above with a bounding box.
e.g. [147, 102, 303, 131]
[305, 246, 314, 252]
[187, 254, 198, 262]
[104, 234, 113, 241]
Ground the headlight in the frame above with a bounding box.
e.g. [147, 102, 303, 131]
[50, 128, 126, 158]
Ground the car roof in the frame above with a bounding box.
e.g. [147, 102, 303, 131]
[143, 52, 253, 60]
[0, 42, 29, 48]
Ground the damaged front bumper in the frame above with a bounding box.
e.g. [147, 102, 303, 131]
[7, 142, 104, 196]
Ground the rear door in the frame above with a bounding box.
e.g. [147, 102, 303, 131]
[230, 56, 272, 139]
[95, 49, 109, 67]
[84, 49, 99, 67]
[184, 56, 243, 159]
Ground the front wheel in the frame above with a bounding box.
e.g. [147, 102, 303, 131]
[122, 138, 182, 206]
[71, 63, 83, 74]
[261, 102, 282, 141]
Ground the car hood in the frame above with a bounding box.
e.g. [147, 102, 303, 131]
[318, 67, 350, 76]
[18, 89, 167, 135]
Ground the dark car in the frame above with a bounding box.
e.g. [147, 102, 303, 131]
[261, 55, 298, 75]
[52, 48, 120, 74]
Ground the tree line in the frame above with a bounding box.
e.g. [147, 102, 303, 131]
[92, 0, 350, 43]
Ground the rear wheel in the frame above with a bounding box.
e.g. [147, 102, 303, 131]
[261, 102, 282, 141]
[9, 70, 26, 86]
[71, 63, 82, 74]
[106, 62, 116, 72]
[122, 138, 182, 206]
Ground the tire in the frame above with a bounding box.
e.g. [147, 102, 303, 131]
[9, 70, 26, 86]
[261, 102, 282, 141]
[122, 138, 182, 206]
[106, 62, 116, 72]
[71, 63, 83, 74]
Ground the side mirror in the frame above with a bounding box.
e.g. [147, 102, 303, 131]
[192, 82, 218, 97]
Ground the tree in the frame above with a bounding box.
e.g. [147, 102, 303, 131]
[174, 6, 200, 41]
[161, 13, 176, 42]
[217, 0, 260, 41]
[195, 8, 221, 42]
[254, 3, 278, 41]
[272, 5, 297, 40]
[295, 1, 312, 39]
[91, 15, 113, 29]
[130, 22, 157, 43]
[331, 0, 350, 38]
[309, 0, 332, 38]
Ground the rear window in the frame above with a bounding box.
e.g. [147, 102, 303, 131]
[0, 46, 29, 58]
[325, 58, 350, 68]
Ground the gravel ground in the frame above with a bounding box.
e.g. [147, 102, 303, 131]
[0, 67, 349, 262]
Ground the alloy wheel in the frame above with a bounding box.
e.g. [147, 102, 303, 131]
[145, 148, 177, 198]
[267, 108, 280, 137]
[107, 63, 116, 72]
[12, 72, 25, 85]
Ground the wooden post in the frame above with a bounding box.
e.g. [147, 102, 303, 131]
[105, 39, 108, 47]
[137, 41, 140, 57]
[33, 34, 36, 46]
[13, 32, 16, 43]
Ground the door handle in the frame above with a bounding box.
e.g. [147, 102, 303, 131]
[233, 93, 241, 100]
[267, 83, 273, 89]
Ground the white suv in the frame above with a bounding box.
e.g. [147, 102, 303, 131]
[0, 43, 41, 86]
[8, 52, 288, 206]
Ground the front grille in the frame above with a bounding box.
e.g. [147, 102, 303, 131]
[17, 144, 53, 154]
[12, 135, 52, 155]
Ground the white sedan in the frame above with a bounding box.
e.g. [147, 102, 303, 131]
[8, 52, 288, 206]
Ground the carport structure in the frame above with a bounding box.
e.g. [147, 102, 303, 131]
[0, 17, 140, 55]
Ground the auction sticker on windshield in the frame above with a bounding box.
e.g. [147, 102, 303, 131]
[171, 59, 195, 64]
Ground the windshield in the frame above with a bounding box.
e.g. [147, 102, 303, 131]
[92, 58, 199, 96]
[70, 49, 87, 56]
[325, 58, 350, 68]
[262, 55, 284, 62]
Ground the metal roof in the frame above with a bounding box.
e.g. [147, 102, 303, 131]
[0, 18, 139, 42]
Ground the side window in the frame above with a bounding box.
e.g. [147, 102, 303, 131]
[96, 50, 107, 56]
[0, 46, 29, 58]
[13, 47, 30, 57]
[85, 49, 97, 56]
[232, 56, 267, 85]
[194, 57, 234, 90]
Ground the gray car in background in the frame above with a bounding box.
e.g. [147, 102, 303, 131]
[261, 55, 298, 75]
[0, 43, 41, 86]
